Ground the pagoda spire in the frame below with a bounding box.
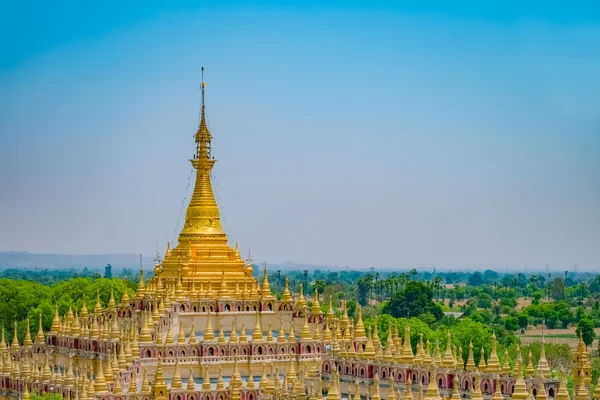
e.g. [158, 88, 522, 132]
[178, 67, 226, 244]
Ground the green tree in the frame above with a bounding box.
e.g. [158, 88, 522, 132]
[314, 280, 326, 294]
[477, 293, 493, 309]
[546, 310, 559, 329]
[469, 272, 483, 286]
[357, 275, 373, 306]
[504, 316, 519, 332]
[449, 318, 494, 366]
[517, 312, 529, 332]
[558, 308, 573, 329]
[346, 299, 358, 319]
[550, 277, 565, 300]
[576, 318, 596, 348]
[382, 281, 443, 320]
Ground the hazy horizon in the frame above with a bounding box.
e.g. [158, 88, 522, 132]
[0, 250, 595, 274]
[1, 1, 599, 269]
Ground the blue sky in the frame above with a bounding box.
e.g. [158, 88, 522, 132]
[1, 1, 599, 270]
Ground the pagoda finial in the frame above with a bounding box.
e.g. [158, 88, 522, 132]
[281, 277, 293, 303]
[311, 288, 322, 315]
[35, 313, 45, 344]
[354, 305, 366, 339]
[261, 263, 272, 297]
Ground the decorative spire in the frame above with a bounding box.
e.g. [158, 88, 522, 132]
[217, 320, 226, 344]
[141, 369, 151, 394]
[171, 358, 183, 389]
[229, 319, 239, 343]
[118, 337, 128, 368]
[300, 315, 312, 341]
[247, 364, 255, 389]
[327, 369, 341, 400]
[280, 277, 293, 303]
[593, 376, 600, 400]
[218, 270, 228, 297]
[405, 375, 414, 400]
[362, 327, 376, 359]
[433, 341, 442, 366]
[216, 366, 225, 390]
[371, 372, 382, 400]
[239, 321, 248, 343]
[94, 358, 108, 392]
[152, 359, 168, 398]
[175, 270, 185, 299]
[451, 376, 461, 400]
[22, 378, 31, 400]
[165, 320, 174, 344]
[296, 283, 306, 309]
[537, 371, 549, 400]
[107, 288, 116, 310]
[388, 377, 397, 400]
[372, 316, 381, 349]
[177, 321, 186, 344]
[11, 321, 19, 350]
[203, 312, 215, 341]
[353, 379, 361, 400]
[383, 328, 395, 362]
[252, 313, 263, 341]
[465, 341, 476, 371]
[261, 264, 272, 298]
[556, 374, 571, 400]
[267, 320, 276, 343]
[471, 370, 484, 400]
[94, 289, 102, 314]
[354, 305, 366, 339]
[400, 326, 415, 363]
[23, 318, 33, 347]
[575, 384, 589, 400]
[487, 332, 501, 372]
[50, 304, 60, 333]
[311, 289, 322, 315]
[178, 67, 227, 244]
[277, 320, 287, 343]
[501, 349, 511, 375]
[537, 337, 551, 375]
[492, 378, 504, 400]
[441, 331, 455, 368]
[512, 363, 529, 400]
[80, 297, 89, 319]
[327, 295, 335, 319]
[424, 363, 441, 400]
[478, 346, 487, 372]
[202, 367, 212, 390]
[526, 349, 535, 377]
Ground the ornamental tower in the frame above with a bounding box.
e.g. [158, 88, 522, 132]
[160, 68, 255, 293]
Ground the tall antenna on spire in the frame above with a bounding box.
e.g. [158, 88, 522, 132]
[201, 66, 205, 112]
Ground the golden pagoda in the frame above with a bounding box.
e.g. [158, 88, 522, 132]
[159, 68, 255, 293]
[2, 72, 574, 400]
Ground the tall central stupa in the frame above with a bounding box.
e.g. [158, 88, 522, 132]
[159, 69, 255, 291]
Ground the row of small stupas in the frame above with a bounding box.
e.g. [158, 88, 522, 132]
[2, 74, 597, 400]
[0, 269, 598, 400]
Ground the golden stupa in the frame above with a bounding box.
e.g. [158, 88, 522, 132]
[159, 69, 255, 292]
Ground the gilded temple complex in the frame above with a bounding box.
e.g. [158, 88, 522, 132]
[0, 75, 598, 400]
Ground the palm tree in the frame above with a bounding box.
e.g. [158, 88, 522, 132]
[409, 269, 418, 281]
[530, 275, 538, 290]
[433, 276, 442, 300]
[399, 274, 409, 291]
